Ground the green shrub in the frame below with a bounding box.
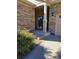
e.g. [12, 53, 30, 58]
[17, 31, 35, 56]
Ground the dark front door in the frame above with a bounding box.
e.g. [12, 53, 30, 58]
[36, 16, 43, 30]
[35, 6, 49, 31]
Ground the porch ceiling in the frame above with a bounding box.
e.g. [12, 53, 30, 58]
[18, 0, 61, 8]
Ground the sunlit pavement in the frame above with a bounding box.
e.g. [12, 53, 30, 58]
[41, 40, 61, 59]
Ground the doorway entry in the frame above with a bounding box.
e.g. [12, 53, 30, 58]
[35, 6, 49, 31]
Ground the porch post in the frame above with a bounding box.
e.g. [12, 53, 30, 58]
[43, 3, 47, 33]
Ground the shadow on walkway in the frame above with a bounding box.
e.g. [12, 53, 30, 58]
[44, 48, 61, 59]
[42, 34, 61, 42]
[22, 30, 61, 59]
[22, 45, 45, 59]
[22, 44, 61, 59]
[32, 30, 61, 42]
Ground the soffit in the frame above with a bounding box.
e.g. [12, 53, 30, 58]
[18, 0, 61, 8]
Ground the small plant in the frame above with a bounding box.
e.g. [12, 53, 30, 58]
[17, 30, 35, 56]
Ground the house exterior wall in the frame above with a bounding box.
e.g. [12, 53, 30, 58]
[49, 3, 61, 35]
[55, 15, 61, 36]
[17, 1, 35, 31]
[49, 10, 56, 33]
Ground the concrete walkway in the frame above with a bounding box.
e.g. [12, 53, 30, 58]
[41, 41, 61, 59]
[22, 34, 61, 59]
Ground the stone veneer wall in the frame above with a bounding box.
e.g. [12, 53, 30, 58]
[17, 1, 35, 30]
[49, 12, 56, 33]
[49, 3, 61, 33]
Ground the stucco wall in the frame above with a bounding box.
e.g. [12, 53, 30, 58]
[17, 1, 35, 30]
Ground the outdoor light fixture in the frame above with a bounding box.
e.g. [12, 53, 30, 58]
[51, 12, 54, 16]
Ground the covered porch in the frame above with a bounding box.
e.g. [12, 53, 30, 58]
[17, 0, 61, 36]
